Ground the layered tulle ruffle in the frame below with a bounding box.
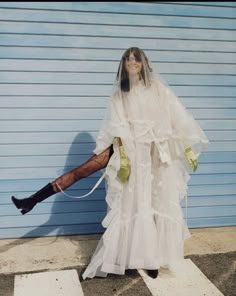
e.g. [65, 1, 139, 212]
[82, 144, 191, 280]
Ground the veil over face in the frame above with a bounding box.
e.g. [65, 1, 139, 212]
[116, 47, 154, 92]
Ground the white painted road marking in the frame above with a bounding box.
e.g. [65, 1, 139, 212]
[14, 269, 84, 296]
[138, 259, 224, 296]
[13, 260, 224, 296]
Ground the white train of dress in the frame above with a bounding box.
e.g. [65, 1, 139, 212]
[82, 79, 209, 279]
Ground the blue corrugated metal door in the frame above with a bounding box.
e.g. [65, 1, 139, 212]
[0, 2, 236, 238]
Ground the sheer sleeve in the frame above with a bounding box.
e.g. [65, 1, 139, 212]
[159, 80, 209, 158]
[94, 93, 120, 155]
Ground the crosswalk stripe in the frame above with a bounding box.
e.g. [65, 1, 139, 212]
[138, 259, 224, 296]
[13, 260, 224, 296]
[14, 269, 84, 296]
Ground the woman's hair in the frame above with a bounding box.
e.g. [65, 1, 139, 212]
[116, 47, 153, 92]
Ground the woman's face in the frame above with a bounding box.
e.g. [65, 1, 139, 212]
[124, 52, 142, 77]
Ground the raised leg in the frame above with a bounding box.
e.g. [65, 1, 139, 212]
[11, 145, 113, 214]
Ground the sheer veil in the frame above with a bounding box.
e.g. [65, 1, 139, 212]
[94, 47, 208, 158]
[95, 47, 156, 154]
[115, 47, 154, 91]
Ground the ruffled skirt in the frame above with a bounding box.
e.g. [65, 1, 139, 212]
[82, 141, 191, 279]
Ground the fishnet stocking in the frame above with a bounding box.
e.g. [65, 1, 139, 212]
[52, 145, 113, 192]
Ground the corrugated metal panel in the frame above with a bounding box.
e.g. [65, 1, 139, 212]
[0, 2, 235, 238]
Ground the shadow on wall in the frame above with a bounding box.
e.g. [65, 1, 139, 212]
[0, 132, 106, 252]
[43, 131, 106, 235]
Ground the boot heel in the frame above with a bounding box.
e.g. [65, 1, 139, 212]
[21, 209, 27, 215]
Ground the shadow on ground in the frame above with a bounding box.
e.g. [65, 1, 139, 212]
[78, 268, 152, 296]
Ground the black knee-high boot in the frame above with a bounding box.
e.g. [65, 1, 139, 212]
[11, 183, 55, 215]
[11, 145, 114, 215]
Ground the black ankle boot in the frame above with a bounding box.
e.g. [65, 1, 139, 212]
[146, 269, 159, 279]
[11, 183, 55, 215]
[11, 196, 37, 215]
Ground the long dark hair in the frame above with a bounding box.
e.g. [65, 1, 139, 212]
[116, 47, 152, 92]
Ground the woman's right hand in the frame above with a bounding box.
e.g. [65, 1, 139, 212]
[185, 147, 198, 172]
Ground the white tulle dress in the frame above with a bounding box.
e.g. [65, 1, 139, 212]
[82, 79, 209, 279]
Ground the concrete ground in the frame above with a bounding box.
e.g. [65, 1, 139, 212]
[0, 226, 235, 295]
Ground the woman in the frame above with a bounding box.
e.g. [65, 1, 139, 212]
[11, 47, 209, 280]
